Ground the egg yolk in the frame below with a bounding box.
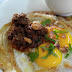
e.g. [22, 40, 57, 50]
[47, 26, 72, 48]
[35, 44, 62, 68]
[58, 32, 72, 48]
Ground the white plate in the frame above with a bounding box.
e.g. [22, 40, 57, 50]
[0, 0, 50, 29]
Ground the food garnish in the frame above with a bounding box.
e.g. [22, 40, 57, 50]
[53, 29, 68, 39]
[28, 47, 39, 62]
[65, 43, 72, 59]
[45, 34, 56, 43]
[65, 54, 69, 59]
[41, 19, 51, 26]
[41, 44, 58, 59]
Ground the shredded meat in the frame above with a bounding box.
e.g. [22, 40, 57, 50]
[8, 13, 48, 51]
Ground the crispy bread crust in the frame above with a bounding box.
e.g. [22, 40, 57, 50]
[28, 11, 56, 15]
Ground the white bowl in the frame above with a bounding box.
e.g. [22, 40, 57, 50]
[45, 0, 72, 16]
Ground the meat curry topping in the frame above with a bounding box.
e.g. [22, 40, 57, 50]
[8, 13, 48, 51]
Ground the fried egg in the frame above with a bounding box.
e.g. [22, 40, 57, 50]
[47, 26, 72, 48]
[35, 44, 62, 68]
[0, 11, 72, 72]
[13, 25, 72, 72]
[9, 12, 72, 72]
[13, 44, 72, 72]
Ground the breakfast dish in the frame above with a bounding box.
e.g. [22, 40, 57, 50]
[0, 11, 72, 72]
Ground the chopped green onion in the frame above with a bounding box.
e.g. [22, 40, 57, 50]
[41, 19, 51, 26]
[49, 43, 55, 50]
[65, 43, 72, 59]
[28, 47, 39, 62]
[65, 54, 69, 59]
[53, 30, 59, 39]
[52, 52, 58, 57]
[45, 34, 56, 43]
[41, 44, 58, 59]
[69, 43, 71, 49]
[41, 53, 49, 59]
[59, 50, 62, 53]
[54, 29, 68, 33]
[41, 46, 49, 51]
[53, 29, 68, 39]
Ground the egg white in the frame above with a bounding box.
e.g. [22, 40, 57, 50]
[14, 50, 34, 72]
[14, 50, 72, 72]
[12, 13, 72, 72]
[12, 32, 72, 72]
[0, 69, 3, 72]
[56, 33, 72, 72]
